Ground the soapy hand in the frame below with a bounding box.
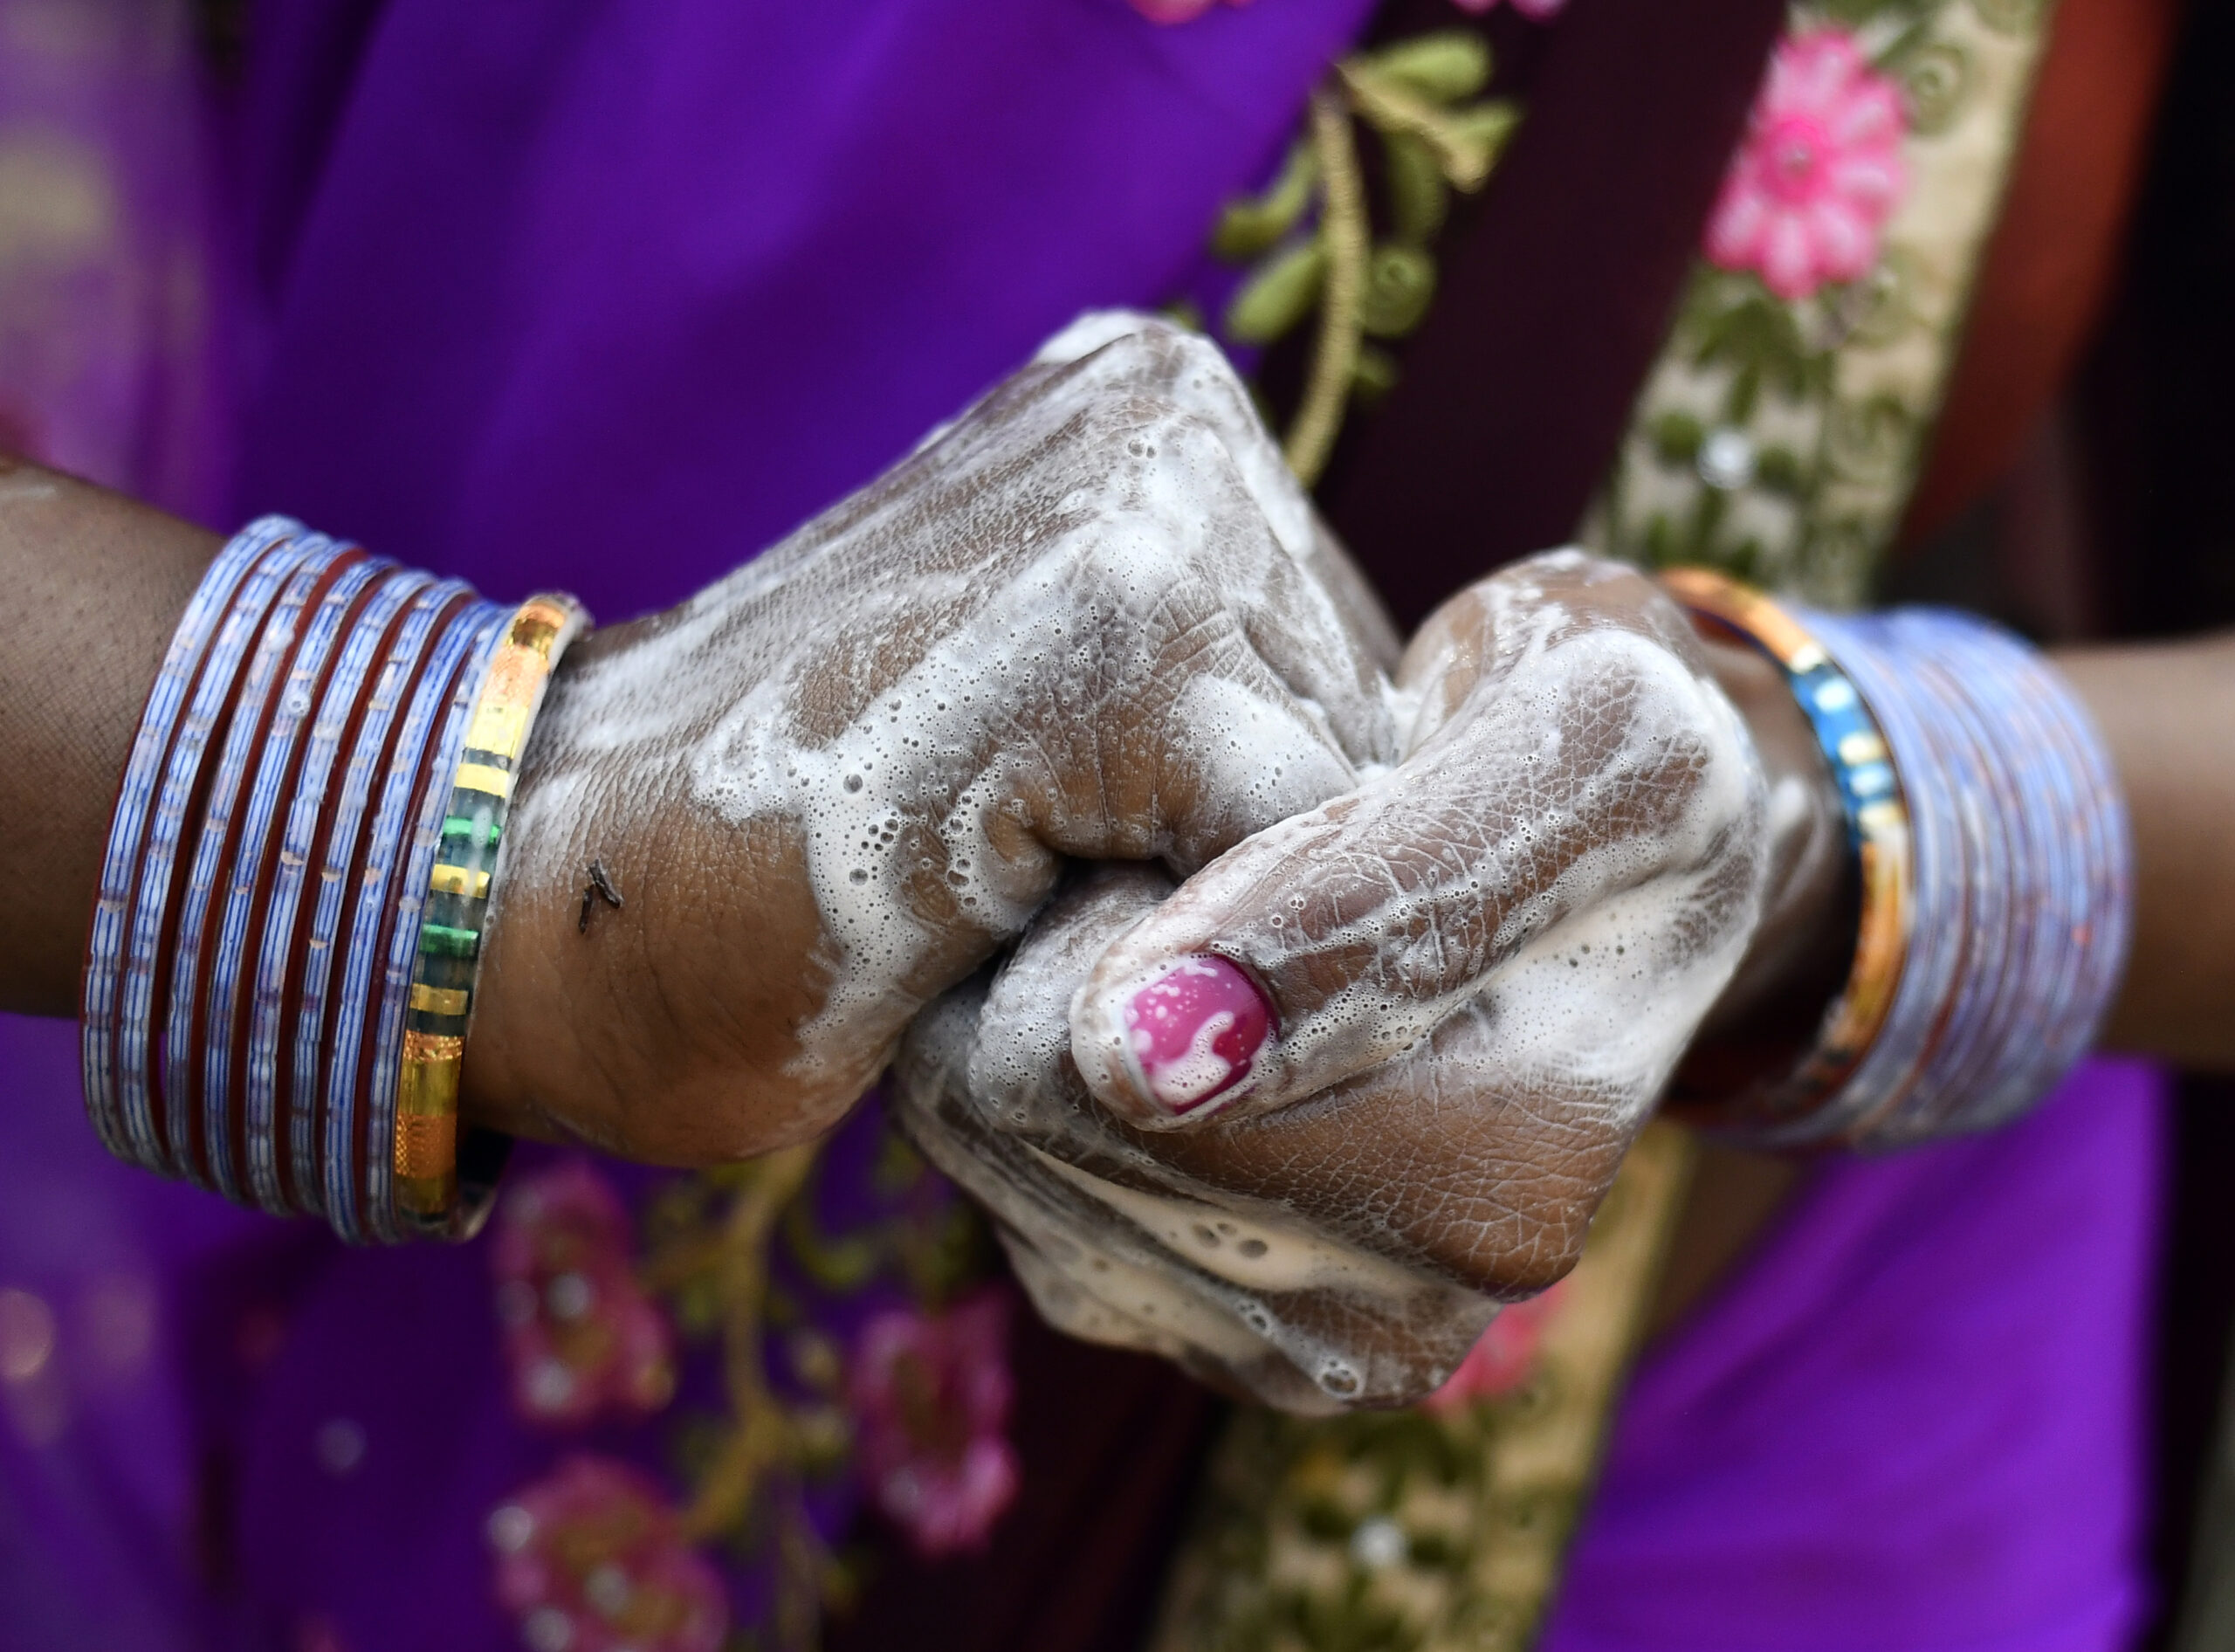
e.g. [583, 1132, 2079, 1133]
[897, 553, 1772, 1409]
[1073, 551, 1770, 1142]
[461, 314, 1401, 1162]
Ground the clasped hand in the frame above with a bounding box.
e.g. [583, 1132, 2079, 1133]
[465, 314, 1773, 1408]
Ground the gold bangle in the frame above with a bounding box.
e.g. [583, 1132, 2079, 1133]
[1659, 568, 1914, 1132]
[395, 594, 584, 1236]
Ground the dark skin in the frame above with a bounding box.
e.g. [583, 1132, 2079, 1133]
[3, 455, 2230, 1324]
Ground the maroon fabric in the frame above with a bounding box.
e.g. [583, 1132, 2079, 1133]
[1320, 0, 1788, 628]
[825, 1309, 1222, 1652]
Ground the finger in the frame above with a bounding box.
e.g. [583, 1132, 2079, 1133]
[1033, 314, 1399, 767]
[966, 403, 1382, 877]
[1136, 1003, 1626, 1296]
[1071, 595, 1765, 1128]
[952, 864, 1611, 1296]
[893, 864, 1497, 1410]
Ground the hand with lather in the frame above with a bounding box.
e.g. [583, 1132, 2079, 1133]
[9, 313, 2231, 1409]
[897, 546, 1835, 1409]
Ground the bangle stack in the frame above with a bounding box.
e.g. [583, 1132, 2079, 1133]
[1664, 568, 2132, 1148]
[81, 517, 581, 1242]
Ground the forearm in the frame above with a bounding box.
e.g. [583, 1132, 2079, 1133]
[2056, 634, 2235, 1070]
[1702, 621, 2235, 1077]
[0, 458, 217, 1015]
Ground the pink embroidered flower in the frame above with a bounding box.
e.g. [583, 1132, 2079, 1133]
[492, 1160, 676, 1428]
[1703, 30, 1908, 301]
[1129, 0, 1248, 24]
[847, 1291, 1021, 1557]
[1451, 0, 1567, 19]
[488, 1456, 728, 1652]
[1420, 1280, 1569, 1414]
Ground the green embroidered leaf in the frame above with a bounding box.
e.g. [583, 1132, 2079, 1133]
[1225, 236, 1329, 344]
[1299, 1500, 1354, 1542]
[1405, 1530, 1464, 1573]
[1687, 287, 1824, 416]
[1339, 59, 1516, 193]
[1359, 30, 1491, 103]
[1440, 100, 1521, 192]
[1650, 410, 1705, 465]
[1359, 243, 1437, 338]
[1384, 132, 1448, 244]
[1825, 390, 1916, 482]
[1899, 41, 1970, 135]
[1755, 444, 1807, 494]
[1352, 342, 1401, 406]
[1214, 141, 1319, 262]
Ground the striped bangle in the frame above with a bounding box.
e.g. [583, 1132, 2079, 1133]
[1661, 568, 2131, 1146]
[392, 595, 583, 1239]
[339, 595, 504, 1242]
[84, 517, 300, 1170]
[82, 516, 584, 1242]
[1662, 568, 1913, 1136]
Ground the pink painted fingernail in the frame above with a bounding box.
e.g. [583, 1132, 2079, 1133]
[1122, 957, 1274, 1116]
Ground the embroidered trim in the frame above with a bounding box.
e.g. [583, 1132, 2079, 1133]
[1585, 0, 2057, 608]
[1150, 1125, 1696, 1652]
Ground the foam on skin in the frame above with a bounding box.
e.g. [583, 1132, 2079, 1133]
[895, 553, 1769, 1412]
[499, 313, 1399, 1142]
[894, 896, 1497, 1414]
[1073, 550, 1768, 1137]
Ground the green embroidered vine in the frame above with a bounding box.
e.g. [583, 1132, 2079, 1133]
[1213, 31, 1520, 485]
[638, 1132, 987, 1647]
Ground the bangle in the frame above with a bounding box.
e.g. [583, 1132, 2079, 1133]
[82, 517, 583, 1242]
[1661, 568, 1913, 1136]
[94, 521, 313, 1180]
[1660, 568, 2131, 1146]
[391, 595, 583, 1239]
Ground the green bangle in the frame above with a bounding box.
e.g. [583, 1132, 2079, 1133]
[395, 595, 584, 1236]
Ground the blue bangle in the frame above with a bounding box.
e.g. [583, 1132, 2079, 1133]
[325, 593, 499, 1241]
[266, 567, 432, 1216]
[83, 517, 300, 1165]
[1663, 569, 2131, 1146]
[361, 599, 511, 1242]
[1812, 609, 2131, 1141]
[117, 526, 320, 1179]
[165, 533, 354, 1196]
[226, 554, 388, 1212]
[291, 572, 449, 1217]
[85, 514, 576, 1245]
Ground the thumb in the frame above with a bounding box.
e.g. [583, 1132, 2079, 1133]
[1069, 619, 1763, 1130]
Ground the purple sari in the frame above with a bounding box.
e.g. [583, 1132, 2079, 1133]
[0, 0, 2157, 1646]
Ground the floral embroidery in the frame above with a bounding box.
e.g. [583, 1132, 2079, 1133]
[1152, 1127, 1698, 1652]
[489, 1455, 730, 1652]
[1703, 31, 1908, 301]
[1420, 1279, 1569, 1414]
[479, 1107, 1001, 1651]
[1588, 0, 2056, 607]
[492, 1160, 677, 1428]
[849, 1289, 1021, 1557]
[1130, 0, 1250, 24]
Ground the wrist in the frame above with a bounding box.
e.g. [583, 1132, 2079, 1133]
[1692, 629, 1856, 1046]
[1657, 570, 2130, 1146]
[457, 638, 629, 1145]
